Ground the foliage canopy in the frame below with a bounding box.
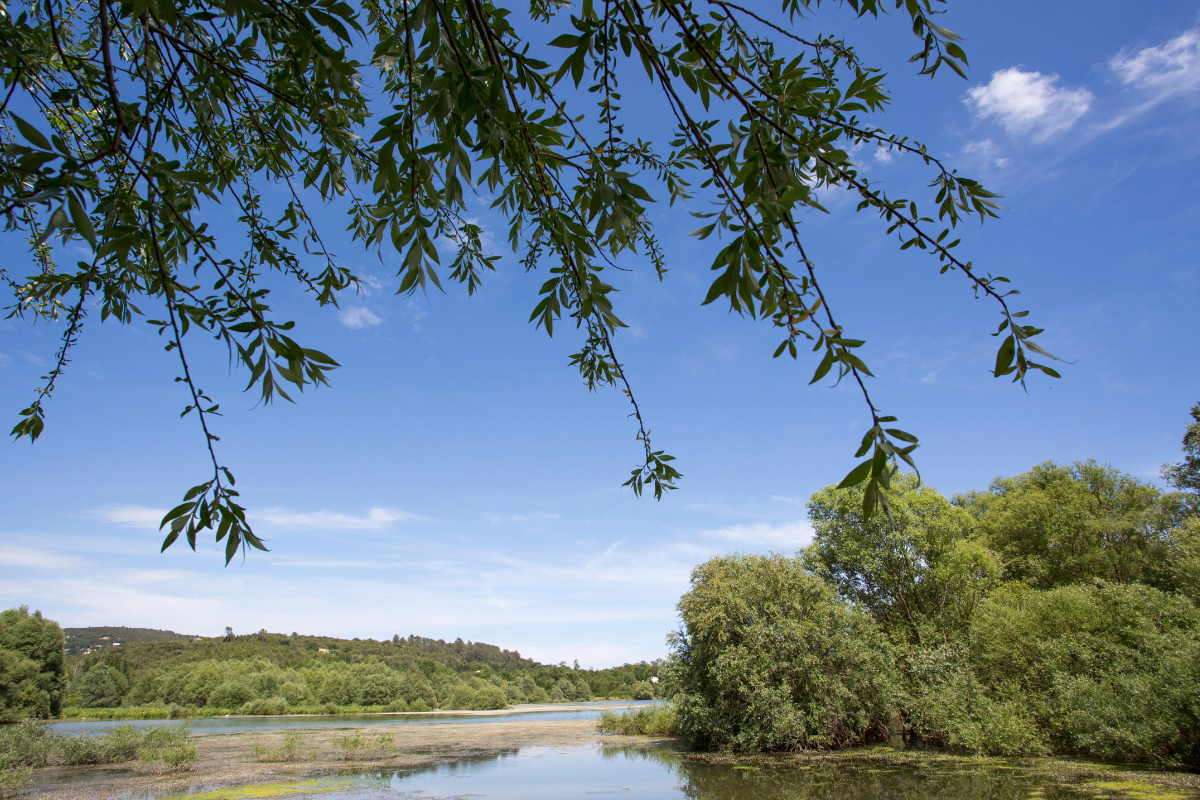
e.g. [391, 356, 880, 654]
[0, 607, 67, 722]
[2, 0, 1062, 559]
[667, 433, 1200, 763]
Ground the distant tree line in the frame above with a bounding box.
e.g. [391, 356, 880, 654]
[669, 401, 1200, 766]
[0, 623, 663, 719]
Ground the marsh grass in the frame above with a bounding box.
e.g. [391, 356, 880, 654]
[597, 705, 680, 737]
[0, 720, 196, 792]
[254, 730, 318, 762]
[335, 729, 396, 760]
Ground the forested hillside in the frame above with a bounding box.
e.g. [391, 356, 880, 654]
[64, 627, 197, 656]
[61, 630, 663, 716]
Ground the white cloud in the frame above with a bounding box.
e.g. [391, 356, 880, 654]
[91, 504, 165, 530]
[921, 368, 941, 385]
[701, 520, 814, 549]
[966, 68, 1093, 141]
[1111, 28, 1200, 94]
[404, 300, 428, 332]
[0, 353, 11, 367]
[251, 506, 419, 530]
[338, 306, 382, 329]
[483, 512, 561, 524]
[0, 545, 84, 569]
[872, 146, 894, 164]
[962, 139, 1011, 169]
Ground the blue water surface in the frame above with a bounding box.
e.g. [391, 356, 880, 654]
[49, 701, 657, 736]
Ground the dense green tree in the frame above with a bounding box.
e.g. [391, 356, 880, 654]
[1163, 399, 1200, 512]
[2, 0, 1060, 560]
[73, 666, 128, 708]
[668, 553, 899, 751]
[805, 474, 999, 645]
[472, 685, 507, 710]
[969, 581, 1200, 764]
[956, 461, 1178, 590]
[0, 607, 67, 721]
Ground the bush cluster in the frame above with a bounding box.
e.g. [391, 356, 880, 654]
[668, 463, 1200, 766]
[597, 705, 680, 737]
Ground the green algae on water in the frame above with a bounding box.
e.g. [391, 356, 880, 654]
[164, 777, 369, 799]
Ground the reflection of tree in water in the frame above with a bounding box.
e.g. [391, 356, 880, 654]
[608, 749, 1051, 800]
[349, 747, 523, 784]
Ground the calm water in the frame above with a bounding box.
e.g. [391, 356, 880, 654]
[148, 745, 1170, 800]
[50, 701, 655, 736]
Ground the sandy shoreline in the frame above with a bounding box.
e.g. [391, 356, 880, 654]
[24, 718, 671, 800]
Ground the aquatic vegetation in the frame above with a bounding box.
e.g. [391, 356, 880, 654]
[0, 719, 195, 771]
[254, 730, 318, 763]
[334, 729, 395, 760]
[164, 778, 367, 800]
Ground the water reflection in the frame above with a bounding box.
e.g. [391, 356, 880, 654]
[152, 745, 1162, 800]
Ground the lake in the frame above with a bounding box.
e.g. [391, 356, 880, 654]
[50, 701, 656, 735]
[147, 744, 1183, 800]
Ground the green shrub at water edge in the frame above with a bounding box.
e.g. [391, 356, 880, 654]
[597, 706, 679, 737]
[669, 554, 900, 752]
[0, 719, 195, 770]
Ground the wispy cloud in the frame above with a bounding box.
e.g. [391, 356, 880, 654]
[251, 507, 420, 530]
[1100, 27, 1200, 130]
[0, 545, 85, 569]
[1111, 27, 1200, 93]
[92, 504, 419, 532]
[701, 520, 814, 549]
[338, 306, 382, 329]
[483, 512, 561, 524]
[91, 505, 165, 530]
[966, 68, 1093, 142]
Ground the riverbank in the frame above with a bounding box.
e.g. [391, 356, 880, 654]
[18, 718, 1200, 800]
[23, 719, 672, 800]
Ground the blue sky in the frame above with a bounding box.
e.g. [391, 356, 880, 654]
[2, 0, 1198, 668]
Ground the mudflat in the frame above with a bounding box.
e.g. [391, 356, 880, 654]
[26, 718, 663, 800]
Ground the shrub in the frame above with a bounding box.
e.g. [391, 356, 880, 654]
[136, 726, 197, 772]
[0, 720, 195, 770]
[408, 699, 430, 713]
[969, 581, 1200, 765]
[384, 699, 409, 712]
[445, 684, 476, 710]
[473, 685, 507, 710]
[240, 697, 287, 716]
[335, 729, 394, 759]
[597, 705, 679, 737]
[669, 553, 900, 752]
[207, 679, 255, 709]
[630, 681, 655, 700]
[254, 730, 316, 762]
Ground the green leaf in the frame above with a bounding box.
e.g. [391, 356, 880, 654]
[837, 459, 872, 489]
[10, 114, 51, 150]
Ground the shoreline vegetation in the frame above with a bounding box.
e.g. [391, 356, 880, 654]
[56, 699, 649, 722]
